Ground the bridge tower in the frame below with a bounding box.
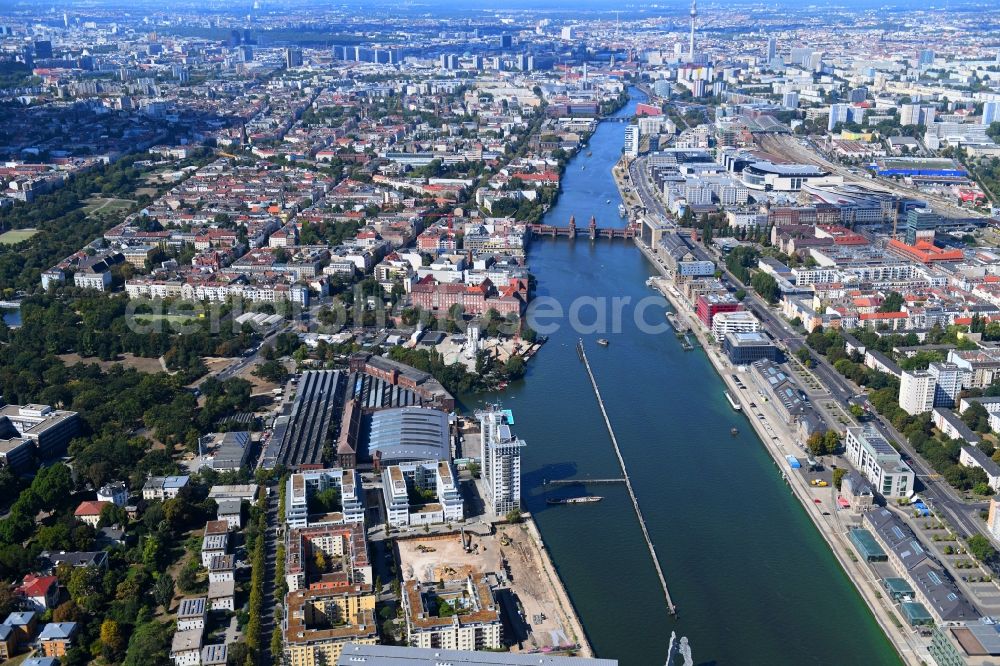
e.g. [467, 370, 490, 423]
[589, 215, 597, 240]
[568, 215, 576, 239]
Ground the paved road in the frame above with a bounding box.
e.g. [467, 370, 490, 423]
[627, 156, 670, 222]
[216, 324, 293, 381]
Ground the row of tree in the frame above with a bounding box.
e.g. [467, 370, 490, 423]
[806, 326, 994, 494]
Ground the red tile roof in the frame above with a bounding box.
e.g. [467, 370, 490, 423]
[74, 500, 110, 517]
[18, 574, 57, 599]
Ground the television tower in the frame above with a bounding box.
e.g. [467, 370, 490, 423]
[688, 0, 697, 61]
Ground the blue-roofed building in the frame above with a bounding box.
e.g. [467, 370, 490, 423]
[23, 659, 60, 666]
[900, 601, 934, 626]
[366, 407, 450, 464]
[0, 623, 15, 660]
[3, 611, 38, 645]
[142, 475, 190, 501]
[883, 577, 914, 602]
[38, 622, 78, 657]
[38, 623, 77, 640]
[848, 528, 887, 562]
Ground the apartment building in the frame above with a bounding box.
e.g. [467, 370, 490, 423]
[958, 446, 1000, 491]
[947, 348, 1000, 389]
[285, 469, 365, 529]
[201, 533, 229, 568]
[38, 623, 78, 657]
[928, 362, 962, 408]
[177, 598, 207, 632]
[381, 461, 464, 527]
[0, 624, 13, 661]
[477, 408, 525, 517]
[284, 523, 372, 594]
[402, 575, 503, 651]
[170, 628, 203, 666]
[899, 370, 935, 416]
[284, 589, 377, 666]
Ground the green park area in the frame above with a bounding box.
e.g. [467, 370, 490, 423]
[0, 228, 40, 245]
[81, 196, 137, 218]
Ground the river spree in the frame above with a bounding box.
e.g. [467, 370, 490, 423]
[465, 92, 901, 665]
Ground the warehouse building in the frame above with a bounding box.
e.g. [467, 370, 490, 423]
[748, 359, 824, 437]
[335, 644, 619, 664]
[873, 157, 967, 178]
[264, 362, 456, 470]
[367, 407, 451, 465]
[865, 508, 977, 624]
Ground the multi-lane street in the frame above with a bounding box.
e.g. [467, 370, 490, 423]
[627, 155, 670, 221]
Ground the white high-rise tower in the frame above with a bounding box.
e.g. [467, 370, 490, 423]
[477, 407, 525, 517]
[688, 0, 697, 61]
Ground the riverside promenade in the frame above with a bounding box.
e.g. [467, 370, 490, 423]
[634, 236, 928, 665]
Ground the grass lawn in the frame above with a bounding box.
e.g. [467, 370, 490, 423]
[0, 228, 39, 245]
[81, 196, 136, 217]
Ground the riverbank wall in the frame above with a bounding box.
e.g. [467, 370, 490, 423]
[522, 515, 595, 658]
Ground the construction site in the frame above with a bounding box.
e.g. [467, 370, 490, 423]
[395, 521, 593, 657]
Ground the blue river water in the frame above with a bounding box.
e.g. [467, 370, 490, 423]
[463, 90, 900, 665]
